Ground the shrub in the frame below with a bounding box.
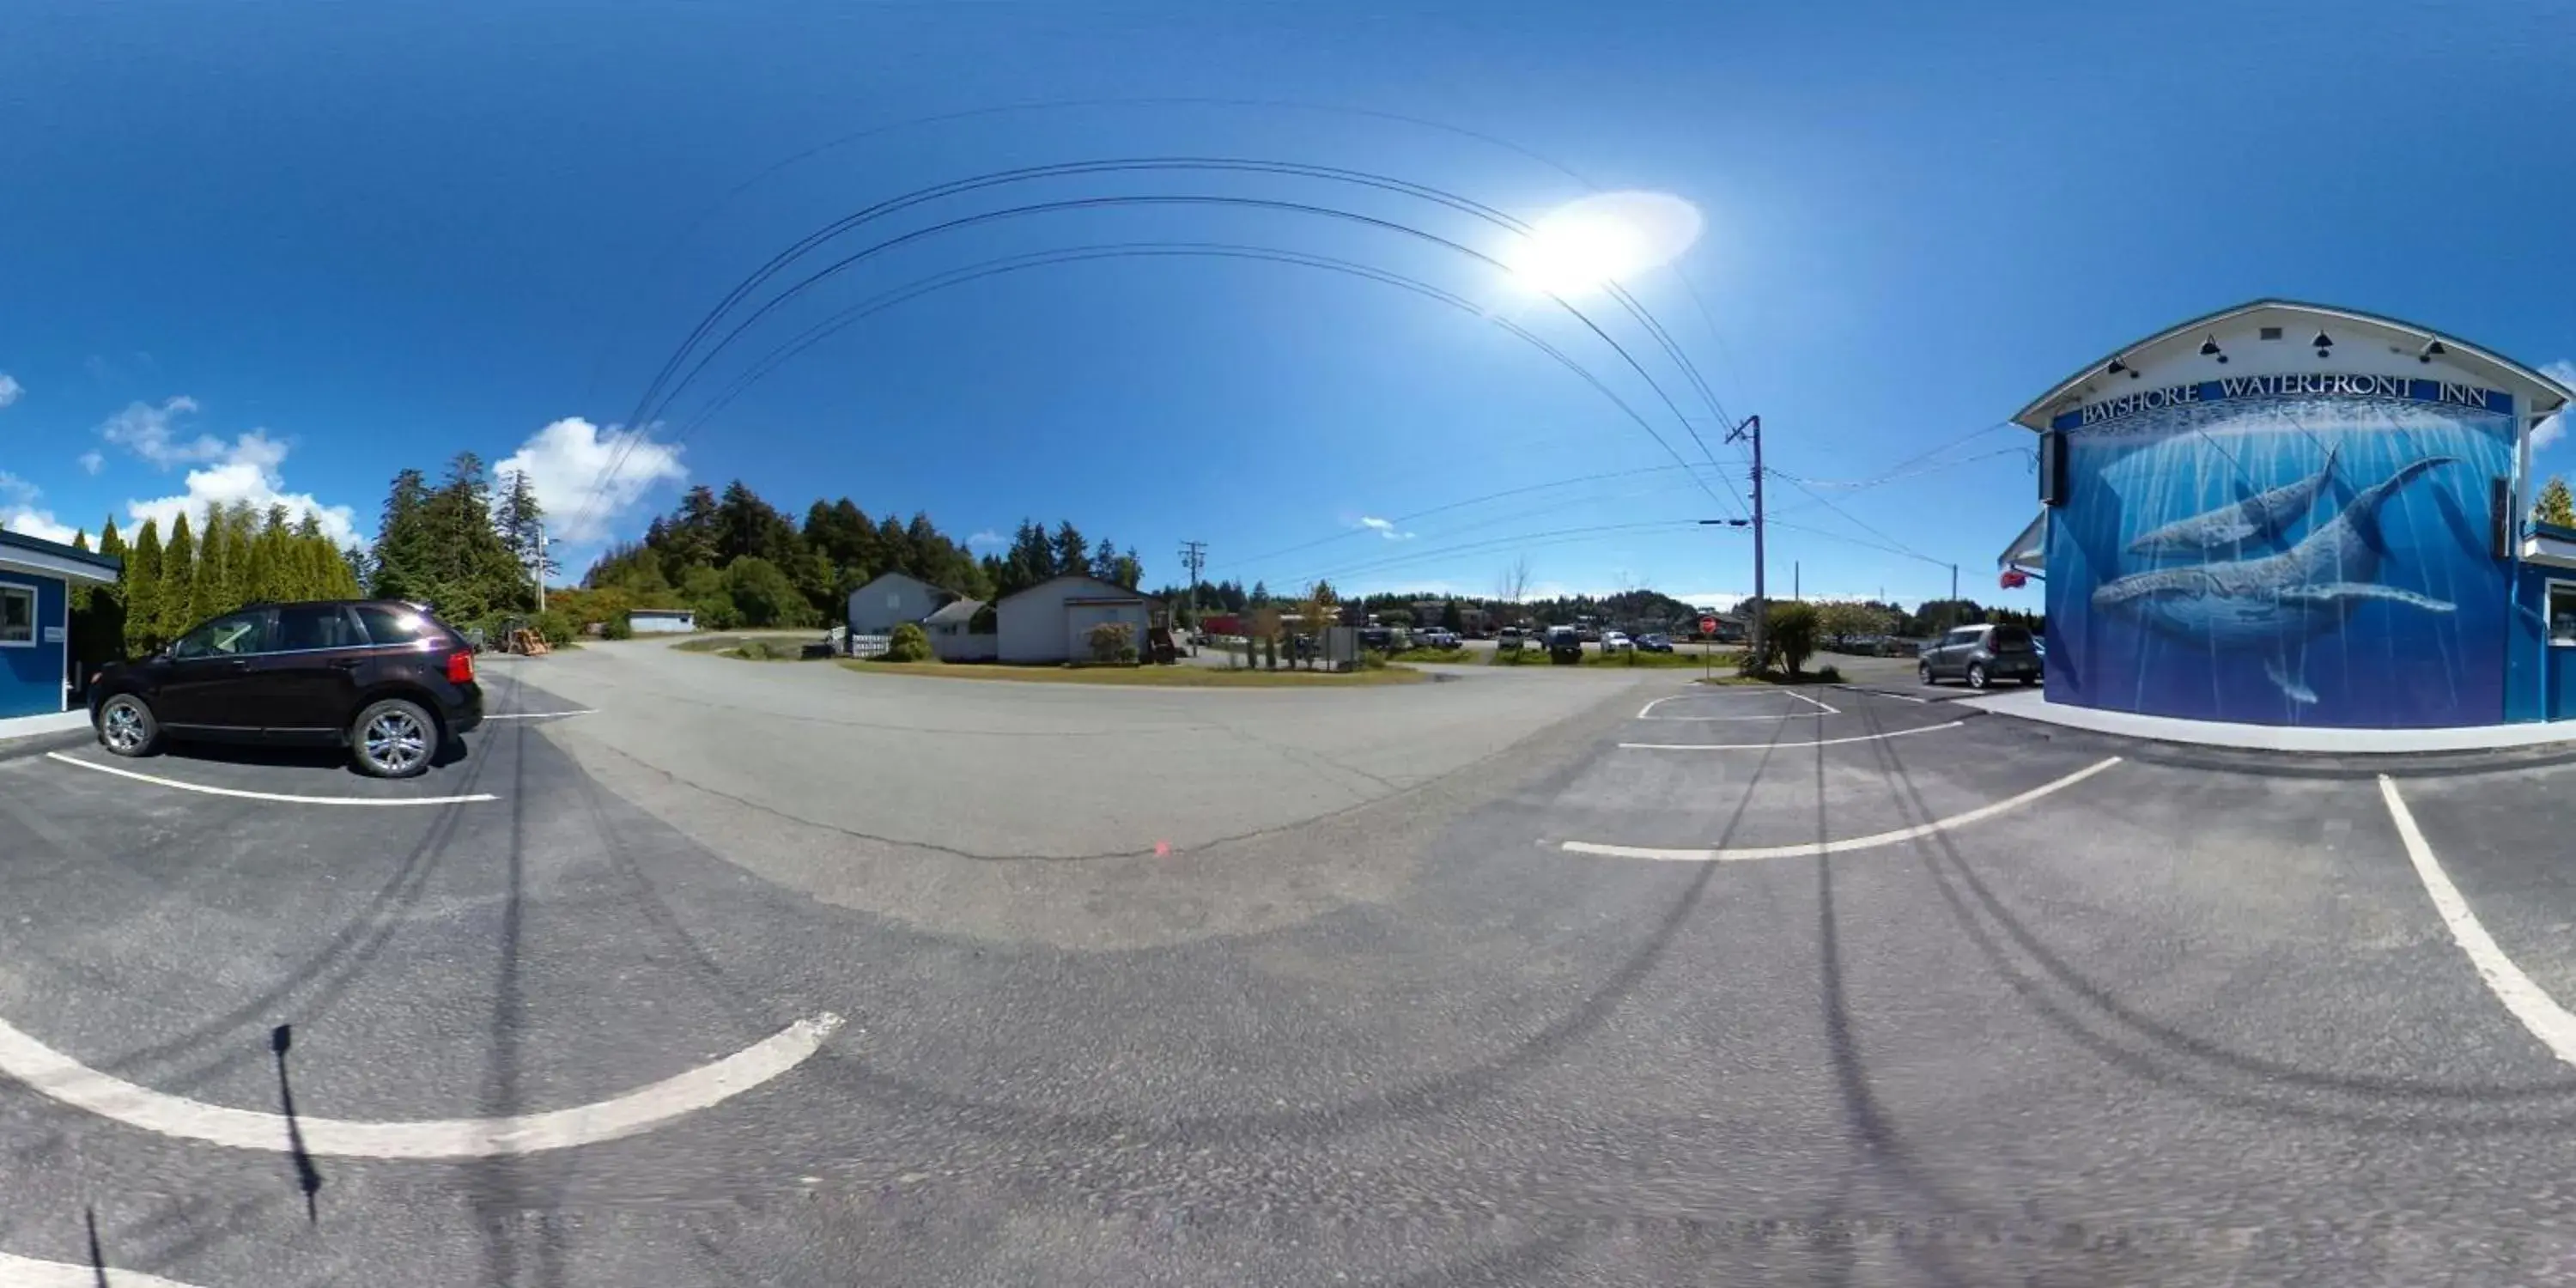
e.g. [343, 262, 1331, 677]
[1087, 621, 1136, 664]
[1762, 602, 1822, 677]
[885, 621, 933, 663]
[734, 639, 775, 660]
[602, 616, 635, 641]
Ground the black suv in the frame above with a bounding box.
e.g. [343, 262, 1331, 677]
[88, 600, 484, 777]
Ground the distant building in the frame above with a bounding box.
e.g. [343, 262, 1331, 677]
[847, 571, 962, 636]
[628, 607, 696, 634]
[996, 574, 1159, 664]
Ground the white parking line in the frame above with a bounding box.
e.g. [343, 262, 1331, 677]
[1619, 720, 1967, 750]
[2379, 775, 2576, 1067]
[44, 753, 499, 805]
[0, 1250, 204, 1287]
[482, 709, 598, 720]
[1560, 756, 2120, 861]
[1636, 693, 1840, 720]
[0, 1011, 843, 1158]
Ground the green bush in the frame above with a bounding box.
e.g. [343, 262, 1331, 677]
[734, 639, 775, 660]
[885, 621, 933, 663]
[1086, 621, 1135, 664]
[1762, 602, 1822, 677]
[602, 616, 635, 641]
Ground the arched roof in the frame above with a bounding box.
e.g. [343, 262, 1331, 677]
[2012, 299, 2573, 432]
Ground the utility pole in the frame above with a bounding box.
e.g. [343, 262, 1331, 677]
[1949, 562, 1959, 606]
[1723, 414, 1767, 659]
[1177, 539, 1207, 653]
[1794, 561, 1801, 602]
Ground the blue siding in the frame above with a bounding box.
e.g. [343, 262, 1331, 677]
[0, 571, 68, 719]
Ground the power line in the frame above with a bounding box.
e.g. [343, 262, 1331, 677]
[1272, 520, 1707, 591]
[1769, 473, 1952, 570]
[578, 156, 1754, 541]
[1213, 462, 1725, 573]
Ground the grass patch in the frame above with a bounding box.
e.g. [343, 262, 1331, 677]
[672, 634, 829, 660]
[1386, 646, 1472, 664]
[838, 659, 1426, 686]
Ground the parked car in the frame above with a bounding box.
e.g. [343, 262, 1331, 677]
[1917, 623, 2042, 690]
[88, 599, 485, 778]
[1637, 633, 1675, 653]
[1498, 626, 1526, 651]
[1545, 625, 1584, 665]
[1358, 625, 1395, 651]
[1601, 630, 1634, 653]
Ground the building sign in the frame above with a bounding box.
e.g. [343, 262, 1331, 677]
[42, 625, 64, 643]
[848, 633, 890, 659]
[2052, 374, 2512, 433]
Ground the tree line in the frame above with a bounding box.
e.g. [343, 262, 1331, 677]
[63, 503, 366, 663]
[573, 480, 1147, 632]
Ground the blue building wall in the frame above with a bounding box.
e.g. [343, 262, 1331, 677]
[2043, 383, 2517, 728]
[0, 569, 70, 719]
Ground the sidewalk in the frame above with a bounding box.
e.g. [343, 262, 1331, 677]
[0, 710, 91, 759]
[1958, 686, 2576, 754]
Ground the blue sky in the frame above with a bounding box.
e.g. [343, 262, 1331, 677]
[2, 1, 2569, 609]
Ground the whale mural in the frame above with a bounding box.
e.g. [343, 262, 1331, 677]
[2045, 392, 2514, 728]
[2123, 444, 2337, 557]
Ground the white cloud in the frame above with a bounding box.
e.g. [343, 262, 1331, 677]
[0, 374, 21, 410]
[77, 451, 104, 475]
[0, 471, 81, 545]
[124, 431, 360, 549]
[2537, 361, 2576, 451]
[966, 529, 1005, 550]
[97, 396, 222, 468]
[491, 416, 687, 545]
[1358, 515, 1415, 541]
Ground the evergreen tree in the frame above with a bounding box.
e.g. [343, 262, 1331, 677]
[1050, 521, 1089, 582]
[370, 468, 434, 600]
[191, 505, 230, 623]
[2537, 476, 2576, 528]
[125, 519, 163, 655]
[88, 519, 129, 662]
[875, 514, 911, 579]
[159, 513, 197, 641]
[494, 470, 552, 581]
[656, 485, 722, 580]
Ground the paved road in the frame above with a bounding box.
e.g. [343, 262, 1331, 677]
[9, 652, 2576, 1284]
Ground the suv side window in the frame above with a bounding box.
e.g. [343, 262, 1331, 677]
[276, 605, 365, 652]
[355, 605, 435, 647]
[171, 611, 270, 659]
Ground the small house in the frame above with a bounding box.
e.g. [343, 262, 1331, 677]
[0, 530, 122, 720]
[996, 574, 1158, 664]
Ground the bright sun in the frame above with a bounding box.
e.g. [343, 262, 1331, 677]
[1504, 191, 1704, 297]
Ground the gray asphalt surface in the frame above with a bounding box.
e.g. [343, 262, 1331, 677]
[9, 646, 2576, 1284]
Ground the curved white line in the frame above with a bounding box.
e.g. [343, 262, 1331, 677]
[0, 1250, 205, 1287]
[1561, 756, 2120, 861]
[481, 709, 598, 720]
[1637, 692, 1839, 719]
[0, 1012, 842, 1158]
[44, 753, 498, 806]
[1619, 720, 1967, 750]
[2379, 775, 2576, 1066]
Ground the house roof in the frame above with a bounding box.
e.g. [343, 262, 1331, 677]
[2012, 299, 2575, 432]
[922, 597, 984, 626]
[850, 570, 962, 600]
[0, 529, 123, 585]
[995, 573, 1161, 609]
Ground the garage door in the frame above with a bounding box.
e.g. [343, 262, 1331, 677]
[1065, 604, 1138, 660]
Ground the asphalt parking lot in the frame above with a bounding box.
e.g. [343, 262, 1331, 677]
[11, 647, 2576, 1284]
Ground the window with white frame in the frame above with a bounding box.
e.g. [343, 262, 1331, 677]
[2551, 584, 2576, 647]
[0, 583, 33, 647]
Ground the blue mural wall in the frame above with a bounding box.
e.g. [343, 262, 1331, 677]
[2044, 381, 2516, 727]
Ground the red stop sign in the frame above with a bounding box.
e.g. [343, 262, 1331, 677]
[1698, 616, 1718, 635]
